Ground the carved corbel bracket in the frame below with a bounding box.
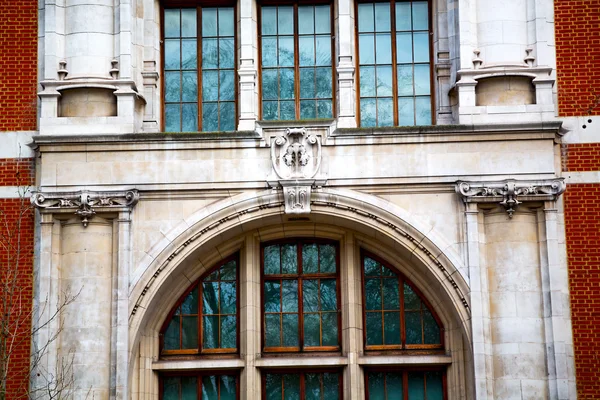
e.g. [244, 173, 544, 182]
[456, 179, 565, 218]
[31, 190, 140, 227]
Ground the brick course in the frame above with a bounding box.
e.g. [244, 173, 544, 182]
[0, 158, 35, 187]
[555, 0, 600, 116]
[564, 143, 600, 172]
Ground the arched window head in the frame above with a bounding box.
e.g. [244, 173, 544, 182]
[160, 254, 239, 355]
[362, 253, 442, 350]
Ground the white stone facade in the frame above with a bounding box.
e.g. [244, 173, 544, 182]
[29, 0, 577, 399]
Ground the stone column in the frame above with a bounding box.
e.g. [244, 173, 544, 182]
[336, 0, 357, 128]
[237, 0, 259, 131]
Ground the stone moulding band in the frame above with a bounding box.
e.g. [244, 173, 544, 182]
[31, 189, 140, 227]
[455, 178, 566, 218]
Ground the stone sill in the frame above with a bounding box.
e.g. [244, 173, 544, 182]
[255, 356, 348, 368]
[358, 354, 452, 366]
[152, 358, 245, 371]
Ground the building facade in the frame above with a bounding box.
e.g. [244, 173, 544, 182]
[1, 0, 599, 399]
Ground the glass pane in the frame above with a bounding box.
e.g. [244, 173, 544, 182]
[383, 278, 400, 310]
[387, 373, 403, 399]
[219, 102, 235, 131]
[220, 376, 237, 400]
[316, 36, 331, 66]
[203, 315, 219, 348]
[182, 103, 198, 132]
[265, 314, 281, 347]
[323, 373, 339, 400]
[219, 38, 234, 68]
[426, 371, 444, 400]
[365, 278, 382, 310]
[263, 69, 278, 100]
[283, 374, 301, 400]
[165, 104, 181, 132]
[281, 280, 298, 312]
[264, 281, 281, 312]
[398, 64, 414, 96]
[413, 32, 430, 63]
[262, 38, 278, 68]
[280, 68, 295, 99]
[164, 316, 180, 349]
[202, 9, 218, 37]
[320, 279, 337, 311]
[300, 101, 316, 119]
[203, 281, 219, 314]
[396, 2, 412, 31]
[182, 316, 198, 348]
[202, 38, 218, 69]
[360, 66, 376, 97]
[202, 375, 218, 400]
[303, 279, 319, 312]
[358, 3, 374, 33]
[398, 97, 415, 126]
[164, 9, 180, 38]
[360, 98, 376, 127]
[376, 65, 393, 96]
[383, 311, 401, 345]
[302, 244, 318, 273]
[405, 311, 422, 344]
[315, 5, 331, 34]
[278, 7, 294, 35]
[359, 34, 375, 64]
[181, 39, 197, 69]
[165, 71, 181, 102]
[415, 96, 432, 125]
[381, 264, 395, 277]
[408, 372, 425, 399]
[423, 309, 440, 344]
[367, 372, 385, 399]
[303, 313, 320, 346]
[282, 314, 299, 347]
[182, 72, 198, 102]
[181, 287, 199, 314]
[413, 1, 429, 31]
[300, 68, 315, 99]
[299, 37, 315, 66]
[263, 101, 278, 120]
[280, 101, 295, 120]
[281, 244, 298, 274]
[298, 7, 315, 35]
[404, 283, 420, 310]
[305, 373, 321, 400]
[163, 376, 179, 400]
[366, 312, 383, 345]
[320, 244, 336, 273]
[374, 3, 390, 32]
[364, 257, 380, 275]
[316, 67, 332, 99]
[322, 312, 338, 346]
[396, 32, 413, 63]
[219, 8, 234, 36]
[165, 39, 181, 70]
[221, 315, 236, 348]
[266, 374, 282, 400]
[221, 260, 236, 280]
[202, 71, 218, 101]
[264, 245, 281, 274]
[202, 102, 218, 131]
[206, 269, 219, 281]
[317, 100, 333, 118]
[262, 7, 277, 36]
[220, 282, 236, 314]
[279, 37, 295, 67]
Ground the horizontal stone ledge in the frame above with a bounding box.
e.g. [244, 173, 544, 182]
[152, 358, 245, 371]
[255, 356, 348, 368]
[358, 354, 452, 366]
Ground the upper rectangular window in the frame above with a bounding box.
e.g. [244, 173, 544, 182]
[163, 7, 236, 132]
[259, 4, 335, 121]
[356, 1, 432, 127]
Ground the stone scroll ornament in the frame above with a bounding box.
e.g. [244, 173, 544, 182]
[456, 179, 565, 218]
[269, 128, 323, 214]
[31, 190, 140, 227]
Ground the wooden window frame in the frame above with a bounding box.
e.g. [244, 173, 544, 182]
[354, 0, 435, 127]
[257, 0, 337, 121]
[361, 250, 444, 352]
[159, 372, 240, 400]
[364, 367, 447, 400]
[260, 239, 342, 353]
[159, 252, 240, 356]
[261, 369, 343, 399]
[161, 0, 238, 132]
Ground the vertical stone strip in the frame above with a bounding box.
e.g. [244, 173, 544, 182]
[336, 0, 357, 128]
[237, 0, 258, 131]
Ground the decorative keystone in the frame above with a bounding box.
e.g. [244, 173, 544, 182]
[57, 60, 68, 80]
[110, 59, 120, 79]
[31, 190, 140, 227]
[456, 179, 565, 218]
[524, 48, 535, 67]
[472, 49, 483, 69]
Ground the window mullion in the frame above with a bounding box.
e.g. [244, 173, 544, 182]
[197, 6, 202, 131]
[293, 3, 300, 119]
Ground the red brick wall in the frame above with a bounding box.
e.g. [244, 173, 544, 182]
[555, 0, 600, 116]
[0, 0, 38, 131]
[564, 143, 600, 172]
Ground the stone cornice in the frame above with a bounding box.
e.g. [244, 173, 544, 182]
[456, 179, 566, 217]
[31, 190, 140, 227]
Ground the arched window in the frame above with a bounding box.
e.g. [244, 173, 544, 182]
[261, 240, 340, 352]
[362, 252, 442, 350]
[160, 254, 239, 354]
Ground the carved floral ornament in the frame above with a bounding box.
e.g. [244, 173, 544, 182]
[268, 127, 325, 214]
[31, 190, 140, 227]
[456, 179, 566, 217]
